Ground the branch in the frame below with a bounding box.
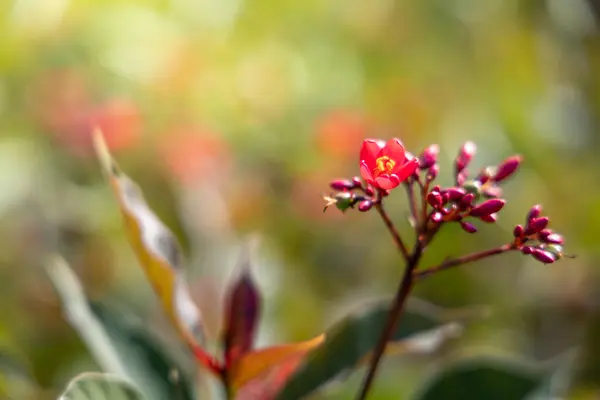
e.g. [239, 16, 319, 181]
[374, 200, 410, 262]
[414, 244, 514, 280]
[404, 182, 419, 227]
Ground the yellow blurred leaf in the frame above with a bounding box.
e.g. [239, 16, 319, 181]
[229, 334, 325, 391]
[92, 130, 215, 369]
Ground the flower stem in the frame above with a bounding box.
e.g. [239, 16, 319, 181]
[414, 244, 514, 280]
[356, 240, 424, 400]
[404, 182, 419, 226]
[374, 198, 410, 262]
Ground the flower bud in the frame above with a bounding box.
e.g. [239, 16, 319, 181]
[545, 244, 564, 258]
[442, 192, 450, 204]
[462, 180, 482, 196]
[460, 221, 477, 233]
[513, 225, 524, 238]
[531, 249, 556, 264]
[456, 171, 468, 186]
[469, 199, 505, 217]
[431, 211, 443, 223]
[427, 192, 443, 208]
[419, 144, 440, 169]
[525, 217, 549, 235]
[527, 205, 542, 222]
[544, 233, 564, 245]
[330, 179, 356, 191]
[365, 185, 375, 196]
[459, 193, 475, 210]
[482, 185, 503, 198]
[480, 213, 497, 223]
[427, 164, 439, 181]
[492, 155, 522, 182]
[358, 200, 373, 212]
[352, 176, 362, 188]
[445, 187, 467, 201]
[476, 167, 495, 185]
[521, 246, 534, 255]
[455, 141, 476, 174]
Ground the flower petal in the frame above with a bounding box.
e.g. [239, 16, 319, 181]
[380, 138, 405, 163]
[360, 139, 385, 166]
[375, 174, 401, 190]
[360, 160, 375, 183]
[394, 157, 419, 182]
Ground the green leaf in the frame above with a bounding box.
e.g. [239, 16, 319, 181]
[413, 357, 545, 400]
[58, 372, 144, 400]
[90, 303, 196, 400]
[275, 299, 465, 400]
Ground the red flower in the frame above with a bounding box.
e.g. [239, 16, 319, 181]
[359, 138, 418, 190]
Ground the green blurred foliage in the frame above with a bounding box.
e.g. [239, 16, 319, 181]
[1, 0, 600, 398]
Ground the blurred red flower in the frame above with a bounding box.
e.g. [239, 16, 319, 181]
[316, 110, 369, 160]
[359, 138, 418, 190]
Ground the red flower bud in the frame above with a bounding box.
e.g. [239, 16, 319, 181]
[521, 246, 534, 255]
[459, 193, 475, 210]
[431, 211, 443, 223]
[365, 185, 375, 196]
[544, 233, 564, 245]
[358, 200, 373, 212]
[482, 185, 503, 198]
[513, 225, 524, 238]
[427, 192, 443, 208]
[531, 249, 556, 264]
[480, 213, 497, 223]
[427, 164, 439, 181]
[460, 221, 477, 233]
[419, 144, 439, 169]
[455, 141, 476, 174]
[476, 167, 495, 185]
[492, 155, 522, 182]
[456, 171, 468, 186]
[352, 176, 362, 187]
[330, 179, 356, 191]
[445, 187, 467, 201]
[527, 204, 542, 222]
[432, 185, 441, 193]
[469, 199, 506, 217]
[525, 217, 549, 235]
[442, 192, 450, 204]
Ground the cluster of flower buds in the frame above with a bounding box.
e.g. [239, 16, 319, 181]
[512, 204, 566, 264]
[323, 177, 375, 213]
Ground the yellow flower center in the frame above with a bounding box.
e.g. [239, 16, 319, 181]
[373, 156, 395, 177]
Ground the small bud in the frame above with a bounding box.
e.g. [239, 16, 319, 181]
[539, 229, 552, 239]
[442, 192, 450, 204]
[525, 217, 549, 235]
[482, 185, 503, 198]
[462, 180, 482, 196]
[470, 199, 506, 217]
[457, 171, 468, 186]
[358, 200, 373, 212]
[365, 185, 375, 196]
[521, 246, 534, 255]
[432, 185, 441, 193]
[419, 144, 440, 169]
[531, 249, 556, 264]
[427, 164, 439, 181]
[459, 193, 476, 209]
[527, 205, 542, 222]
[352, 176, 362, 188]
[330, 179, 356, 191]
[480, 213, 497, 223]
[460, 221, 477, 233]
[455, 141, 476, 174]
[492, 155, 522, 182]
[544, 233, 564, 245]
[476, 167, 495, 185]
[431, 211, 443, 223]
[445, 187, 467, 201]
[513, 225, 524, 238]
[545, 244, 564, 258]
[427, 192, 443, 208]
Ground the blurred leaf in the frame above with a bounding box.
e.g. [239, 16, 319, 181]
[275, 300, 465, 400]
[90, 303, 196, 400]
[223, 243, 261, 371]
[58, 372, 144, 400]
[413, 357, 545, 400]
[230, 335, 325, 392]
[93, 131, 218, 372]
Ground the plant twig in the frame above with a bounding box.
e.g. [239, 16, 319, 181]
[374, 198, 410, 262]
[404, 182, 419, 226]
[414, 244, 514, 280]
[356, 240, 424, 400]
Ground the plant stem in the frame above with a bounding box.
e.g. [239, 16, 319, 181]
[404, 182, 419, 226]
[356, 240, 424, 400]
[413, 244, 514, 280]
[374, 200, 410, 262]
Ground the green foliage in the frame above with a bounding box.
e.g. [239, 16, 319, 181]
[58, 373, 144, 400]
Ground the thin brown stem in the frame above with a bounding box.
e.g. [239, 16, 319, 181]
[356, 240, 424, 400]
[374, 199, 410, 262]
[420, 180, 430, 231]
[404, 182, 419, 226]
[414, 244, 515, 280]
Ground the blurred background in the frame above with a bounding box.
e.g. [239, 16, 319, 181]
[1, 0, 600, 398]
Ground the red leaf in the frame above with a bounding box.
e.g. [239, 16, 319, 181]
[224, 245, 261, 371]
